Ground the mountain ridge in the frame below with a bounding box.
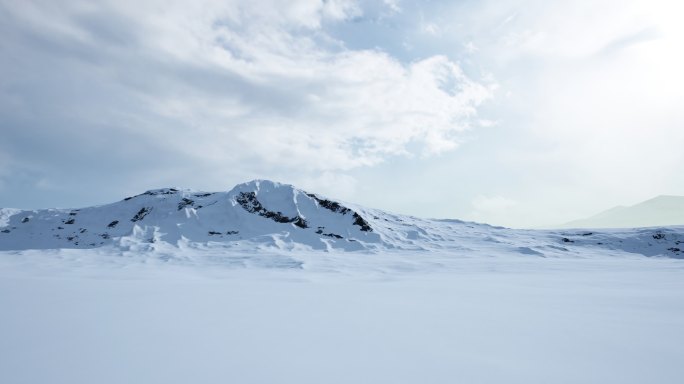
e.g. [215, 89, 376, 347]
[558, 195, 684, 229]
[1, 180, 683, 258]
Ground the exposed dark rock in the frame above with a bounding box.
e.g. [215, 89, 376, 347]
[315, 228, 343, 239]
[306, 193, 372, 232]
[653, 233, 666, 240]
[64, 218, 75, 225]
[100, 233, 110, 239]
[125, 188, 179, 201]
[194, 193, 212, 197]
[144, 189, 178, 196]
[178, 198, 194, 211]
[226, 230, 239, 235]
[21, 217, 29, 223]
[131, 207, 151, 222]
[668, 247, 681, 253]
[208, 231, 222, 235]
[69, 212, 78, 216]
[107, 220, 119, 228]
[352, 213, 372, 232]
[561, 237, 574, 243]
[293, 217, 309, 229]
[79, 228, 87, 233]
[1, 229, 10, 233]
[306, 193, 351, 214]
[236, 192, 308, 228]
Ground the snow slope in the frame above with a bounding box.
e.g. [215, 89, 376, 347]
[1, 180, 683, 258]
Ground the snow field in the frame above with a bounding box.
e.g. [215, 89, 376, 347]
[1, 251, 683, 384]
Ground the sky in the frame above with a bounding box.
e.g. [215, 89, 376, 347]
[1, 0, 683, 228]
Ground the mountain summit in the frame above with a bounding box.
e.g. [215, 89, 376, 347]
[1, 180, 683, 257]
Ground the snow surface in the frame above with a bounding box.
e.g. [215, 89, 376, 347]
[1, 249, 683, 384]
[2, 180, 684, 383]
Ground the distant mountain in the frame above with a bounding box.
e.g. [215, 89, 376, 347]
[1, 180, 683, 257]
[559, 195, 684, 229]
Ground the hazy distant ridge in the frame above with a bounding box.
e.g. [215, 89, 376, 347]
[559, 195, 684, 229]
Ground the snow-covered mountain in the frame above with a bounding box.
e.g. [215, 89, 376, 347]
[1, 180, 683, 258]
[558, 195, 684, 229]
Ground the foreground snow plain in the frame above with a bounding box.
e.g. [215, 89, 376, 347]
[1, 247, 683, 384]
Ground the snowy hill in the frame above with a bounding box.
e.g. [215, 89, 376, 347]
[559, 195, 684, 229]
[0, 180, 378, 252]
[1, 180, 683, 258]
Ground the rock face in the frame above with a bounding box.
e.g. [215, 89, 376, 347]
[1, 179, 683, 257]
[236, 191, 309, 228]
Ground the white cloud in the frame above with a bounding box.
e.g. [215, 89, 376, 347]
[429, 0, 684, 227]
[463, 41, 477, 53]
[0, 0, 492, 201]
[384, 0, 401, 13]
[422, 23, 441, 36]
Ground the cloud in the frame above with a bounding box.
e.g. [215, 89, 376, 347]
[382, 0, 401, 13]
[386, 0, 684, 227]
[0, 0, 492, 202]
